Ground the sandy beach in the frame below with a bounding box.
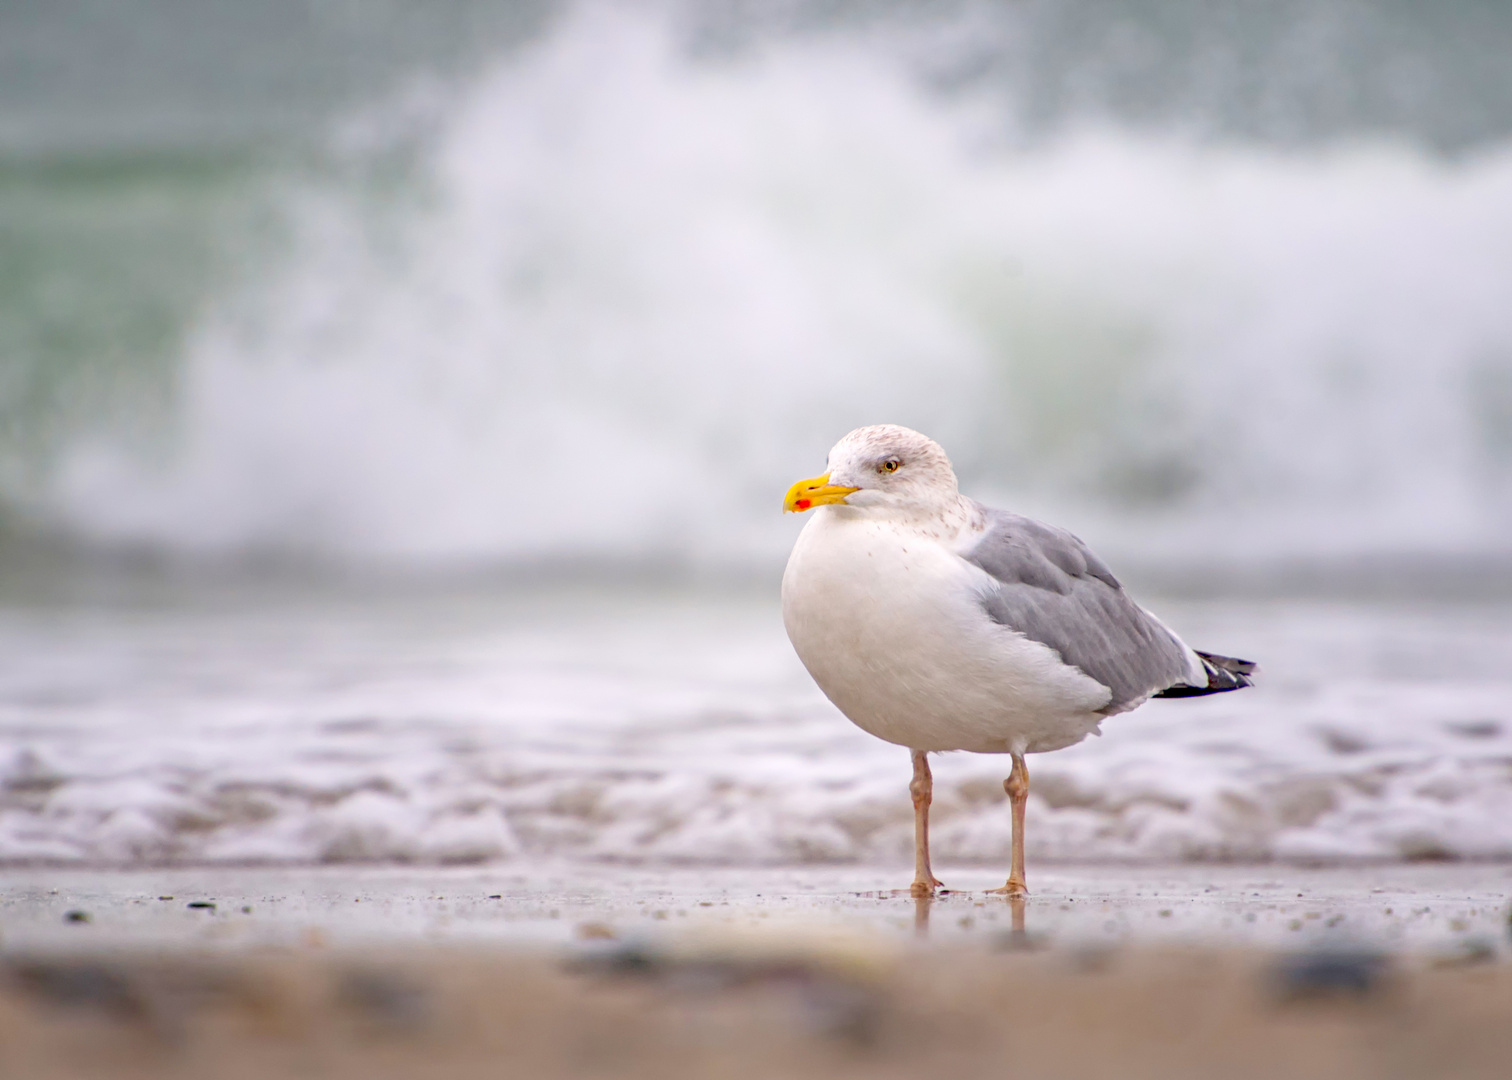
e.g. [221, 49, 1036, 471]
[4, 862, 1511, 953]
[3, 862, 1510, 1078]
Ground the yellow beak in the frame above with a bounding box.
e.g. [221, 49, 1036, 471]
[784, 472, 860, 513]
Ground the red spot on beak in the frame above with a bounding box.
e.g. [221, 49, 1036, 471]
[795, 498, 812, 510]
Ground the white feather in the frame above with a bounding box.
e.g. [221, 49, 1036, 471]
[782, 505, 1112, 754]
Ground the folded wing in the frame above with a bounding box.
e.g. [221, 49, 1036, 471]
[960, 506, 1225, 714]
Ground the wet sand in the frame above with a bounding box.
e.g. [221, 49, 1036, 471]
[4, 862, 1509, 952]
[2, 863, 1510, 1078]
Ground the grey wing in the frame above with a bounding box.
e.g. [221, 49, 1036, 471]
[960, 506, 1200, 714]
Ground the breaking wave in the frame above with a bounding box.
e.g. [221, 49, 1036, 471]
[16, 5, 1512, 569]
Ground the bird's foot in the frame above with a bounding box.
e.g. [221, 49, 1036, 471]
[985, 879, 1028, 898]
[908, 876, 945, 898]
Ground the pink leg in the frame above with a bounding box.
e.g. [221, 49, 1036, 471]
[986, 752, 1029, 897]
[909, 750, 945, 897]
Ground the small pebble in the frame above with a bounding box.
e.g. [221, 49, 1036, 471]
[63, 910, 90, 924]
[1432, 938, 1497, 968]
[339, 970, 431, 1029]
[1273, 950, 1387, 1000]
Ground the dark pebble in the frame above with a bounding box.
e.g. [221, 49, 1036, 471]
[339, 970, 431, 1028]
[63, 910, 90, 924]
[10, 961, 143, 1020]
[1273, 950, 1388, 1000]
[187, 901, 216, 911]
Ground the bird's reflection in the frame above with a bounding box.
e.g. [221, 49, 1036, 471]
[911, 892, 1028, 941]
[913, 893, 931, 936]
[1006, 894, 1027, 943]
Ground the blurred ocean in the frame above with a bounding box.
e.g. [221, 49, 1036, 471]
[2, 1, 1511, 866]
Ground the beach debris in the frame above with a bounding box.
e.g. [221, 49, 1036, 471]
[1431, 937, 1498, 968]
[1271, 950, 1388, 1001]
[4, 955, 285, 1043]
[187, 901, 216, 912]
[338, 969, 432, 1031]
[568, 924, 893, 1045]
[62, 910, 90, 924]
[572, 939, 658, 977]
[8, 960, 145, 1022]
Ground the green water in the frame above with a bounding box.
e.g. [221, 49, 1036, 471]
[0, 152, 251, 495]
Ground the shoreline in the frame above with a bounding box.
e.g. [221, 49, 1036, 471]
[5, 862, 1508, 956]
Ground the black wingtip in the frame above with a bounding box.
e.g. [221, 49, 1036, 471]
[1196, 650, 1257, 677]
[1154, 650, 1256, 698]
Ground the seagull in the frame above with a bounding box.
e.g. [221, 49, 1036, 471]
[781, 425, 1254, 898]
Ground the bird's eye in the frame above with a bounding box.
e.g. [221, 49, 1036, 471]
[881, 459, 901, 473]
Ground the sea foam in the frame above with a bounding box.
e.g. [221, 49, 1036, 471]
[2, 591, 1510, 867]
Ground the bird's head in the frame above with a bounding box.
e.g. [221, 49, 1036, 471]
[784, 425, 961, 520]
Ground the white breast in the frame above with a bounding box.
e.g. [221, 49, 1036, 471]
[781, 508, 1112, 754]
